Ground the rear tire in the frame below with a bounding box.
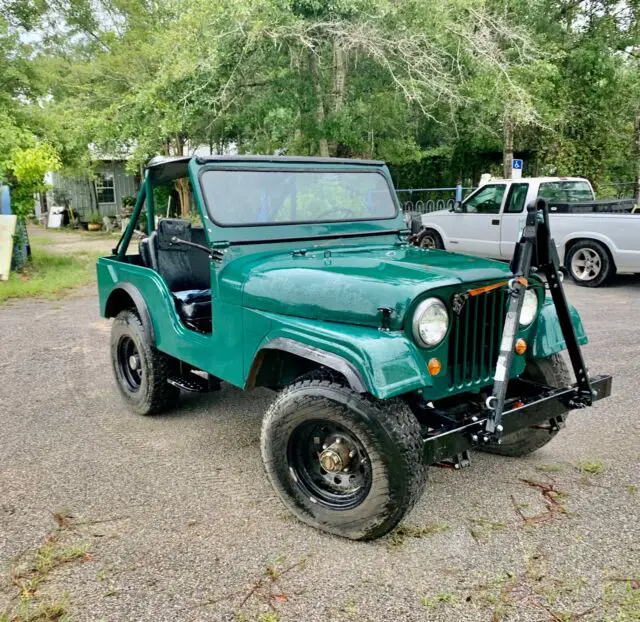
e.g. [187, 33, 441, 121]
[261, 377, 427, 540]
[566, 240, 614, 287]
[110, 310, 180, 415]
[479, 355, 570, 457]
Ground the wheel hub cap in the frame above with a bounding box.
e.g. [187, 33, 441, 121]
[571, 248, 602, 280]
[319, 437, 351, 472]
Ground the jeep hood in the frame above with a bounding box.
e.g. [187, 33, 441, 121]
[232, 244, 511, 330]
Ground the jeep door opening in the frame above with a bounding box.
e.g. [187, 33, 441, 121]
[98, 155, 612, 541]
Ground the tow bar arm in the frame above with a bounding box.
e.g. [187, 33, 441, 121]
[484, 198, 594, 441]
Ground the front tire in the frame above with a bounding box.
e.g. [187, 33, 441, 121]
[110, 310, 180, 415]
[479, 355, 570, 457]
[260, 377, 427, 540]
[418, 228, 444, 249]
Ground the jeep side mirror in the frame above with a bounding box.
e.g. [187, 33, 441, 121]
[453, 201, 464, 213]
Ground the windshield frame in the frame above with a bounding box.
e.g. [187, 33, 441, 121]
[198, 166, 400, 228]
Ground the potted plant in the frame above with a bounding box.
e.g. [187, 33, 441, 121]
[87, 212, 103, 231]
[121, 196, 136, 217]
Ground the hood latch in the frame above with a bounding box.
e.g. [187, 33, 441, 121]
[377, 307, 393, 331]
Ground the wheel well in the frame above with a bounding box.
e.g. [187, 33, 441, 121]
[105, 288, 135, 318]
[564, 237, 616, 269]
[104, 285, 155, 343]
[248, 349, 348, 390]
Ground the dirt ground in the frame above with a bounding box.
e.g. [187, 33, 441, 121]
[27, 225, 122, 256]
[0, 273, 639, 621]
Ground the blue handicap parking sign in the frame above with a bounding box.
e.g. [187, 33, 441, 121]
[512, 159, 523, 170]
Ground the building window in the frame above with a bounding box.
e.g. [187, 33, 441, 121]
[96, 172, 115, 204]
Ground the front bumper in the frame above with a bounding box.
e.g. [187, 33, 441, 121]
[423, 374, 612, 464]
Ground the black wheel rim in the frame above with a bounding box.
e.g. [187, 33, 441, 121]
[117, 335, 143, 392]
[287, 420, 372, 510]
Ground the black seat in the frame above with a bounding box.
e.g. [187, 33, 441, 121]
[140, 219, 212, 332]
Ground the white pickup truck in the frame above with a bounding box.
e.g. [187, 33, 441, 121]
[417, 176, 640, 287]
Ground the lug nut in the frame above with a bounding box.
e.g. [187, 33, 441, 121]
[496, 425, 503, 433]
[348, 450, 357, 458]
[471, 434, 479, 442]
[471, 416, 478, 422]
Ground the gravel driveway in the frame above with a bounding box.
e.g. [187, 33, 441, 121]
[1, 278, 639, 621]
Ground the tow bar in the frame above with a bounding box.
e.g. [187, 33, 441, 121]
[483, 198, 596, 442]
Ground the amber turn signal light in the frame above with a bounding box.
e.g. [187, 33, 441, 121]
[515, 338, 527, 355]
[427, 358, 442, 376]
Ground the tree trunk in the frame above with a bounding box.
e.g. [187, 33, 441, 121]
[175, 178, 190, 219]
[503, 118, 514, 179]
[331, 41, 348, 157]
[332, 43, 347, 112]
[635, 108, 640, 204]
[309, 49, 329, 157]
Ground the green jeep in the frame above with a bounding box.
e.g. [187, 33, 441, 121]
[97, 155, 611, 541]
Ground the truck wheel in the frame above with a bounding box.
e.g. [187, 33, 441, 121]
[261, 377, 427, 540]
[479, 354, 570, 457]
[419, 228, 444, 249]
[110, 310, 180, 415]
[566, 240, 614, 287]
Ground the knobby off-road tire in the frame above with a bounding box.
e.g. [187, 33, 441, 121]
[260, 377, 427, 541]
[110, 310, 180, 415]
[480, 354, 570, 457]
[566, 239, 614, 287]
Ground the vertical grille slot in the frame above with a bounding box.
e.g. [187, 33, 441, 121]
[448, 287, 508, 390]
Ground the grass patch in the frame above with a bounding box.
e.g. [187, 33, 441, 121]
[574, 461, 605, 475]
[469, 517, 507, 541]
[0, 250, 101, 304]
[536, 464, 565, 473]
[387, 522, 449, 547]
[13, 595, 70, 622]
[604, 578, 640, 620]
[3, 510, 93, 622]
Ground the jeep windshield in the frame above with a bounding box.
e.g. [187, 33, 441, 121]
[200, 169, 397, 226]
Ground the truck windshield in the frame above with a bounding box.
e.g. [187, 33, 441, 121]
[200, 169, 397, 226]
[538, 181, 594, 202]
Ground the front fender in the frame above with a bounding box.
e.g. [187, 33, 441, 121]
[417, 217, 450, 248]
[529, 297, 587, 360]
[249, 311, 432, 399]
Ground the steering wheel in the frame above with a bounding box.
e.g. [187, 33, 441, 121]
[475, 200, 497, 214]
[316, 207, 357, 220]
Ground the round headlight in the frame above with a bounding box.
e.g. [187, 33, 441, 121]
[519, 289, 539, 326]
[413, 298, 449, 347]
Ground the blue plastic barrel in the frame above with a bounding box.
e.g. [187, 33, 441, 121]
[0, 185, 10, 215]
